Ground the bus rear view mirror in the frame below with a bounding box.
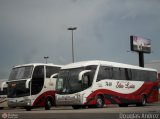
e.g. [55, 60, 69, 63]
[1, 82, 7, 91]
[78, 70, 91, 81]
[50, 73, 58, 78]
[25, 79, 31, 89]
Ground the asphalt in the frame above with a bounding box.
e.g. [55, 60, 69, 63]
[0, 102, 160, 119]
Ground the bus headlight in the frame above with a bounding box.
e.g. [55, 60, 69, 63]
[76, 93, 86, 103]
[25, 99, 31, 106]
[81, 93, 86, 104]
[76, 93, 81, 98]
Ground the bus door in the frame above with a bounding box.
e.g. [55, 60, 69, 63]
[31, 66, 45, 97]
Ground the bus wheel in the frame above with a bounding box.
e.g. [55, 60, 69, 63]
[26, 107, 31, 111]
[45, 98, 52, 110]
[96, 95, 104, 108]
[136, 95, 146, 106]
[0, 107, 4, 110]
[118, 104, 128, 107]
[72, 105, 81, 109]
[88, 105, 95, 108]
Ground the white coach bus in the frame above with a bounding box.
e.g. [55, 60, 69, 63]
[55, 60, 159, 109]
[0, 80, 8, 109]
[1, 63, 61, 111]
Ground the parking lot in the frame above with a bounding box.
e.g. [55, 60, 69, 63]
[0, 102, 160, 119]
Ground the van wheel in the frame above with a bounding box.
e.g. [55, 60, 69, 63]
[96, 95, 104, 108]
[45, 98, 52, 110]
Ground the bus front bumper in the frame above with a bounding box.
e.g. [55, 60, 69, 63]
[8, 98, 31, 108]
[56, 94, 85, 106]
[56, 98, 82, 106]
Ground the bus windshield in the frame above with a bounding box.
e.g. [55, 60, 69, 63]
[8, 80, 30, 98]
[9, 66, 33, 81]
[56, 65, 97, 94]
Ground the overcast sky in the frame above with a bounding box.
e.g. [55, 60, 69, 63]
[0, 0, 160, 78]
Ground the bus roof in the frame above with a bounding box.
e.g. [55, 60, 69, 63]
[61, 60, 157, 72]
[12, 63, 62, 68]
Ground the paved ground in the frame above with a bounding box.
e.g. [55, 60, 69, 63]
[0, 102, 160, 119]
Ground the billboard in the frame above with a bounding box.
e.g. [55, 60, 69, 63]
[130, 36, 151, 53]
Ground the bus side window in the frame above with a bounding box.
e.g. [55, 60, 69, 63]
[120, 68, 126, 80]
[97, 66, 107, 81]
[131, 69, 143, 81]
[97, 66, 113, 82]
[104, 67, 113, 79]
[85, 65, 97, 84]
[82, 74, 90, 88]
[112, 67, 121, 80]
[125, 68, 132, 80]
[131, 69, 137, 81]
[32, 66, 44, 79]
[142, 71, 148, 81]
[152, 72, 157, 82]
[46, 66, 60, 78]
[139, 70, 144, 81]
[0, 87, 7, 95]
[148, 71, 157, 82]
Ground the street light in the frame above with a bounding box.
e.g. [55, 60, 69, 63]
[68, 27, 77, 63]
[44, 56, 49, 64]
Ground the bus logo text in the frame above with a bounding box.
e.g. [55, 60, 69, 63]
[116, 81, 135, 89]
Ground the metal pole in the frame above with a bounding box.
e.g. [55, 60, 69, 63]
[71, 30, 74, 63]
[44, 56, 49, 64]
[68, 27, 77, 63]
[139, 52, 144, 67]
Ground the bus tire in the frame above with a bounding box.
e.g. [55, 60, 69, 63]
[72, 105, 81, 109]
[45, 98, 52, 110]
[136, 95, 147, 106]
[26, 107, 31, 111]
[88, 105, 95, 108]
[0, 107, 4, 110]
[118, 104, 128, 107]
[96, 95, 104, 108]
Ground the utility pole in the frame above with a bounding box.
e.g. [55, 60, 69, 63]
[44, 56, 49, 64]
[68, 27, 77, 63]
